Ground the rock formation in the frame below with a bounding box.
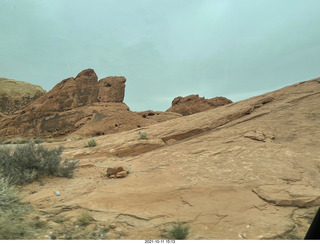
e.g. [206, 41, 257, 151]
[137, 110, 182, 122]
[0, 77, 45, 115]
[0, 69, 178, 139]
[166, 94, 232, 115]
[20, 76, 320, 240]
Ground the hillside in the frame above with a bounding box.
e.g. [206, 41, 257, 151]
[0, 77, 45, 115]
[16, 77, 320, 239]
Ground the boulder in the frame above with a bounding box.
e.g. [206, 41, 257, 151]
[166, 94, 232, 116]
[116, 171, 128, 178]
[106, 166, 129, 178]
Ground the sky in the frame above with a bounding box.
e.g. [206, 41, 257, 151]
[1, 0, 320, 111]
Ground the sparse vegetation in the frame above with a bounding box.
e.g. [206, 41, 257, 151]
[84, 138, 97, 147]
[77, 210, 93, 226]
[32, 138, 45, 144]
[167, 222, 190, 240]
[45, 138, 66, 143]
[0, 178, 34, 239]
[0, 137, 30, 144]
[55, 223, 109, 240]
[0, 142, 79, 185]
[138, 131, 148, 140]
[52, 215, 66, 224]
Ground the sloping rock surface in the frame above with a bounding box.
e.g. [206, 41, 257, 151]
[19, 77, 320, 240]
[166, 94, 232, 115]
[0, 77, 45, 115]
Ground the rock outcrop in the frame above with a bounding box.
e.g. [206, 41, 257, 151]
[166, 94, 232, 116]
[21, 76, 320, 239]
[0, 77, 46, 115]
[137, 110, 182, 123]
[0, 69, 177, 139]
[105, 166, 130, 179]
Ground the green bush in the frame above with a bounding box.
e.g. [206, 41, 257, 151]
[77, 210, 93, 226]
[0, 142, 79, 185]
[168, 222, 190, 240]
[85, 139, 97, 147]
[138, 131, 148, 140]
[0, 178, 33, 239]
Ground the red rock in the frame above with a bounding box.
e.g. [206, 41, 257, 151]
[0, 69, 177, 139]
[115, 171, 128, 178]
[166, 94, 232, 116]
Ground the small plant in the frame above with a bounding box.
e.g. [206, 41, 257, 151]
[32, 138, 44, 144]
[77, 210, 93, 226]
[10, 137, 30, 144]
[84, 138, 97, 148]
[168, 222, 190, 240]
[52, 215, 66, 224]
[0, 142, 79, 185]
[138, 131, 148, 140]
[0, 178, 34, 239]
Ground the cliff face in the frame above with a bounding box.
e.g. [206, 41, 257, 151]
[0, 77, 46, 115]
[0, 69, 181, 138]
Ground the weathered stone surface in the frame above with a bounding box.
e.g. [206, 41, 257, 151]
[98, 76, 126, 102]
[106, 166, 130, 178]
[244, 130, 275, 142]
[166, 94, 232, 116]
[253, 184, 320, 207]
[20, 77, 320, 240]
[116, 171, 128, 178]
[137, 110, 182, 122]
[0, 77, 45, 115]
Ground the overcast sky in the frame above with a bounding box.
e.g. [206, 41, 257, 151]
[1, 0, 320, 111]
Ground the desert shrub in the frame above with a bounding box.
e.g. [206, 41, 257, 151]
[9, 137, 30, 144]
[168, 222, 190, 240]
[52, 215, 66, 224]
[77, 210, 93, 226]
[0, 178, 33, 239]
[32, 138, 44, 144]
[138, 131, 148, 140]
[0, 142, 79, 185]
[84, 139, 97, 147]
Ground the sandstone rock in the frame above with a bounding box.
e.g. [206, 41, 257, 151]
[166, 94, 232, 116]
[17, 76, 320, 239]
[244, 130, 275, 142]
[0, 77, 45, 115]
[107, 167, 124, 176]
[116, 171, 128, 178]
[0, 69, 158, 138]
[253, 185, 320, 207]
[98, 76, 126, 102]
[137, 110, 182, 123]
[106, 166, 130, 178]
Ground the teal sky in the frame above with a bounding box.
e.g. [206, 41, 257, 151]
[1, 0, 320, 111]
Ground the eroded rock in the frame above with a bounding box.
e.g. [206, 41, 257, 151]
[244, 130, 275, 142]
[253, 185, 320, 207]
[166, 94, 232, 116]
[106, 166, 130, 179]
